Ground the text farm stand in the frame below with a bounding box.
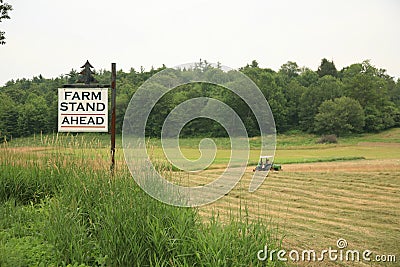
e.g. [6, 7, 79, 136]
[58, 88, 108, 132]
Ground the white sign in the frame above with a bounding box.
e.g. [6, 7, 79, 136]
[58, 88, 108, 132]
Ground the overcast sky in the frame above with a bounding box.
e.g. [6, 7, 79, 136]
[0, 0, 399, 85]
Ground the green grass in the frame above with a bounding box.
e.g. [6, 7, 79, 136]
[6, 127, 400, 148]
[0, 144, 284, 266]
[145, 141, 399, 169]
[1, 128, 399, 266]
[0, 201, 56, 267]
[336, 127, 400, 144]
[252, 156, 366, 165]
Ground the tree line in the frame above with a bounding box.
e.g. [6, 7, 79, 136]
[0, 59, 399, 140]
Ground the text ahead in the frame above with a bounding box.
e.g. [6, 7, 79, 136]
[58, 88, 108, 132]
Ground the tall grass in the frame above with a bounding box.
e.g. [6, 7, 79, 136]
[0, 137, 284, 266]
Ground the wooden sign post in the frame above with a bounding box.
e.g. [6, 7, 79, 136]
[60, 60, 117, 173]
[110, 63, 116, 173]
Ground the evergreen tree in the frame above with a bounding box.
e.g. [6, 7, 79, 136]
[317, 58, 337, 78]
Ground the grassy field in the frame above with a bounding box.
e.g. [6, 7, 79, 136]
[0, 134, 283, 266]
[1, 128, 399, 266]
[190, 129, 400, 266]
[194, 166, 399, 266]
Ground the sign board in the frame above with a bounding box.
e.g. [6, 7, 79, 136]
[58, 88, 108, 132]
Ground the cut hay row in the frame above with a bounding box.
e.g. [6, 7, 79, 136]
[193, 164, 399, 266]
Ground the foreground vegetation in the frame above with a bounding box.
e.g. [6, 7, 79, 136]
[0, 137, 283, 266]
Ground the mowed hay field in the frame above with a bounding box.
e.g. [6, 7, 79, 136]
[171, 129, 400, 266]
[194, 165, 399, 266]
[1, 128, 399, 266]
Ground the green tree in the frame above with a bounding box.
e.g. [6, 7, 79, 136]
[388, 78, 400, 107]
[342, 60, 396, 131]
[317, 58, 337, 78]
[115, 93, 130, 133]
[17, 94, 50, 136]
[250, 60, 259, 68]
[0, 93, 19, 140]
[342, 61, 383, 107]
[284, 80, 306, 129]
[0, 59, 398, 138]
[390, 80, 400, 126]
[279, 61, 300, 79]
[249, 70, 289, 132]
[314, 96, 365, 135]
[296, 67, 319, 87]
[66, 69, 79, 84]
[299, 75, 344, 131]
[0, 0, 12, 45]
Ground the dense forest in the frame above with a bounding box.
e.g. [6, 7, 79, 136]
[0, 58, 399, 140]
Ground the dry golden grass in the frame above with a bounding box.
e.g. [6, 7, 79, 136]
[187, 163, 400, 266]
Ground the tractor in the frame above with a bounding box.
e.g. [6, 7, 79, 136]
[253, 156, 282, 172]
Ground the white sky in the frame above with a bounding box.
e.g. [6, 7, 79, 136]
[0, 0, 399, 85]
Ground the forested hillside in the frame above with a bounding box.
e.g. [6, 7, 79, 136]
[0, 59, 399, 140]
